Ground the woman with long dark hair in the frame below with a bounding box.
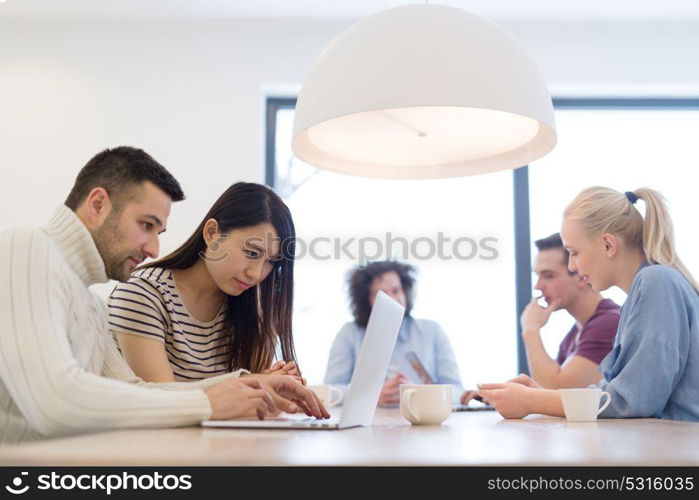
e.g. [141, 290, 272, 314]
[108, 182, 300, 382]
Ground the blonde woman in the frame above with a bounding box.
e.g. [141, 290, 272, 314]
[476, 187, 698, 422]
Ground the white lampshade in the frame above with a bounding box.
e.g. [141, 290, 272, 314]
[292, 4, 556, 179]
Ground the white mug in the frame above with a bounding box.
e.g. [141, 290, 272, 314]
[559, 388, 611, 422]
[308, 384, 343, 407]
[400, 384, 452, 425]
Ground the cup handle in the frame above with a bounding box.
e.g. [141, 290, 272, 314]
[597, 391, 611, 415]
[401, 389, 419, 423]
[329, 386, 343, 407]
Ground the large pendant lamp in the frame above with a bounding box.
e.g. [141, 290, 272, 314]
[292, 4, 556, 179]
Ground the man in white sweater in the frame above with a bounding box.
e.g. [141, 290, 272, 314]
[0, 146, 328, 444]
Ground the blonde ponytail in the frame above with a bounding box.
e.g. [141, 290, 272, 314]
[564, 186, 698, 294]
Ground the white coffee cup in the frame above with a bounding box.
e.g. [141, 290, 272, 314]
[400, 384, 452, 425]
[308, 384, 343, 407]
[559, 388, 611, 422]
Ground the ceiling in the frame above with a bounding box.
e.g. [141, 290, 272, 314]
[1, 0, 698, 20]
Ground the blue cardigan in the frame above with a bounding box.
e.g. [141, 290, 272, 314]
[599, 262, 699, 421]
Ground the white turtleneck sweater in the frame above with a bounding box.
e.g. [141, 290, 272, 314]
[0, 205, 243, 444]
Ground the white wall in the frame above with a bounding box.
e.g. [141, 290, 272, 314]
[507, 18, 699, 94]
[0, 18, 351, 236]
[1, 15, 698, 296]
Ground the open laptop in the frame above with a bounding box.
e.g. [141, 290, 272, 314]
[201, 290, 405, 430]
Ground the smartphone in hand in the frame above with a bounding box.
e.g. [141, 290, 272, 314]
[405, 351, 434, 384]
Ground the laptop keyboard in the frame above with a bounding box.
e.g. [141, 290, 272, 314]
[274, 415, 339, 427]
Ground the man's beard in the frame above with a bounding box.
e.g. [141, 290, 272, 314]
[92, 211, 138, 282]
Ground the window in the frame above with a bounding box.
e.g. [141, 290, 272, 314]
[267, 97, 699, 383]
[270, 101, 517, 387]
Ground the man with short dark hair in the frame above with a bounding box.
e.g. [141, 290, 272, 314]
[65, 146, 186, 282]
[518, 233, 620, 388]
[0, 146, 327, 443]
[462, 232, 621, 404]
[64, 146, 186, 210]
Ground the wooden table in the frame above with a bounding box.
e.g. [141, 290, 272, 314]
[1, 409, 698, 466]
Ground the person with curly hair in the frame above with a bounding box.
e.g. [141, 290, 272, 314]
[324, 260, 463, 406]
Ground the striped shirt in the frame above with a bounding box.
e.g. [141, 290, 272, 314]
[108, 267, 231, 381]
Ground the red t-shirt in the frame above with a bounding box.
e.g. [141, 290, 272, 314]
[555, 298, 621, 365]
